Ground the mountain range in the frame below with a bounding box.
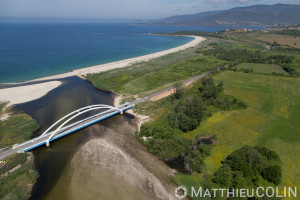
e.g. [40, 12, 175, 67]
[149, 4, 300, 26]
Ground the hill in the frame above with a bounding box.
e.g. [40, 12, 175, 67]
[149, 4, 300, 26]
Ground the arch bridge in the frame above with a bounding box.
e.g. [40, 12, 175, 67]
[0, 103, 134, 160]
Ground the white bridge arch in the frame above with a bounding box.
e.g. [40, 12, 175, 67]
[41, 104, 125, 147]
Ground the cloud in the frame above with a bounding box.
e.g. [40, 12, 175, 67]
[205, 0, 222, 8]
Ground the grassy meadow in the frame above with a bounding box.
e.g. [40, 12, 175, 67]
[237, 63, 289, 75]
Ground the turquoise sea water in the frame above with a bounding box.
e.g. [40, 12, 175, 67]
[0, 23, 264, 83]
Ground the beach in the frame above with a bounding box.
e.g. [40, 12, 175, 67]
[0, 35, 205, 105]
[21, 35, 205, 82]
[0, 81, 61, 106]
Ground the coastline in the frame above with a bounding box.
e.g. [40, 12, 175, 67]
[0, 35, 205, 106]
[5, 35, 205, 84]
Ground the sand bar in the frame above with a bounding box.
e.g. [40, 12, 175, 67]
[0, 81, 61, 106]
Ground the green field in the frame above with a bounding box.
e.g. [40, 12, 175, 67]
[237, 62, 289, 75]
[174, 71, 300, 199]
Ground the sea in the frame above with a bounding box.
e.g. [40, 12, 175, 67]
[0, 23, 265, 83]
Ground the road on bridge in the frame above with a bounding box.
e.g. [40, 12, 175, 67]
[0, 104, 133, 160]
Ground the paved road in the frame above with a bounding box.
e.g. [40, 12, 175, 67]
[136, 72, 209, 101]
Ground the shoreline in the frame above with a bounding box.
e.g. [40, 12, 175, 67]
[2, 35, 205, 85]
[0, 35, 205, 106]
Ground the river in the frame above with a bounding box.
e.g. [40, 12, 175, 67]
[14, 76, 175, 200]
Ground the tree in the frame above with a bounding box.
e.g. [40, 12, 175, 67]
[211, 146, 282, 188]
[173, 83, 184, 100]
[199, 76, 219, 100]
[152, 127, 164, 139]
[168, 95, 205, 132]
[184, 150, 204, 174]
[231, 171, 247, 189]
[184, 95, 205, 122]
[147, 138, 192, 161]
[262, 166, 282, 185]
[197, 142, 211, 156]
[140, 124, 151, 137]
[212, 164, 232, 187]
[217, 81, 224, 92]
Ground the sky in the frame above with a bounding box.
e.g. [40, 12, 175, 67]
[0, 0, 299, 20]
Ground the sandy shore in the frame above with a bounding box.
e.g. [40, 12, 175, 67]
[16, 35, 205, 83]
[0, 81, 61, 106]
[0, 35, 205, 106]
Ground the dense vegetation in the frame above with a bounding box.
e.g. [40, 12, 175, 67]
[203, 45, 298, 76]
[139, 76, 246, 174]
[209, 146, 282, 189]
[169, 31, 222, 38]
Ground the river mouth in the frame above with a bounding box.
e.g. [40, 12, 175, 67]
[14, 76, 175, 200]
[14, 76, 116, 199]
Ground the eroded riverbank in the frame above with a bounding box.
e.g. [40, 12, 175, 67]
[45, 117, 177, 200]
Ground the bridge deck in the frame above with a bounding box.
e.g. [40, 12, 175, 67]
[0, 104, 133, 160]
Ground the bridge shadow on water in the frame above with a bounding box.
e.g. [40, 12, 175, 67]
[14, 76, 135, 200]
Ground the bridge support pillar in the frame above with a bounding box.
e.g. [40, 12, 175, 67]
[46, 142, 50, 147]
[120, 110, 123, 115]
